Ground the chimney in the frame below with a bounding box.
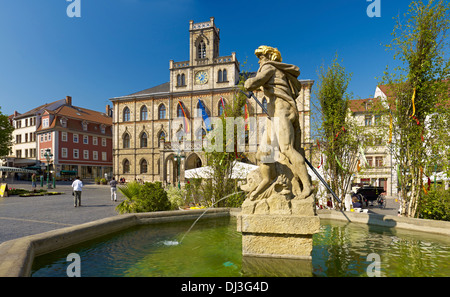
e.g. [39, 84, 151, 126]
[106, 105, 112, 117]
[14, 111, 18, 117]
[66, 96, 72, 106]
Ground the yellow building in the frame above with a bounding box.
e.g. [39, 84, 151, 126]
[110, 17, 314, 185]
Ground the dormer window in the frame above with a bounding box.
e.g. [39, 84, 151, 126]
[100, 124, 106, 134]
[198, 40, 206, 59]
[365, 100, 373, 111]
[60, 118, 67, 128]
[42, 118, 49, 128]
[82, 121, 88, 131]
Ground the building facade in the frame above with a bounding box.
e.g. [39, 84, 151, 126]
[35, 97, 113, 180]
[3, 99, 67, 171]
[110, 17, 314, 185]
[349, 86, 397, 196]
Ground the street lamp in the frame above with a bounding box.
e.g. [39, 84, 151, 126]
[43, 149, 53, 189]
[173, 148, 185, 189]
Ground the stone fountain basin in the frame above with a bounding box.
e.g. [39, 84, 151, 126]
[1, 208, 449, 277]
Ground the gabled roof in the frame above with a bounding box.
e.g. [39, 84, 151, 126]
[128, 82, 170, 96]
[13, 99, 66, 119]
[37, 104, 112, 131]
[348, 98, 384, 113]
[110, 82, 170, 101]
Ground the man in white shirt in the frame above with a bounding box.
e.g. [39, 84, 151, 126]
[71, 176, 83, 207]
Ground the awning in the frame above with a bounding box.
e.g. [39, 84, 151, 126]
[60, 170, 78, 175]
[185, 161, 259, 179]
[0, 166, 38, 174]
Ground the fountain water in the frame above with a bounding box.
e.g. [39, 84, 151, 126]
[175, 191, 243, 245]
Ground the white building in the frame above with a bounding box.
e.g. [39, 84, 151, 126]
[4, 98, 68, 170]
[348, 86, 397, 196]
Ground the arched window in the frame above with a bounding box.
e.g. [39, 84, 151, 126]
[177, 102, 186, 118]
[197, 40, 206, 59]
[262, 98, 268, 111]
[123, 107, 130, 122]
[222, 69, 227, 82]
[158, 131, 166, 142]
[140, 132, 148, 148]
[177, 74, 181, 86]
[140, 105, 148, 121]
[181, 73, 185, 86]
[123, 159, 130, 174]
[218, 99, 226, 116]
[196, 128, 206, 140]
[123, 133, 130, 149]
[158, 104, 166, 120]
[140, 159, 148, 174]
[218, 70, 223, 82]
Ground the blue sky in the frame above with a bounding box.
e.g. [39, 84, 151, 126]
[0, 0, 414, 117]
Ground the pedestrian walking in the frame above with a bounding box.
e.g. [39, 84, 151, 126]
[109, 177, 118, 202]
[71, 176, 83, 207]
[31, 174, 36, 192]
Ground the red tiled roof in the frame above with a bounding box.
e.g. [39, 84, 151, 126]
[37, 104, 112, 132]
[348, 98, 384, 113]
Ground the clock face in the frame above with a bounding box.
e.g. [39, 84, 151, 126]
[195, 71, 208, 84]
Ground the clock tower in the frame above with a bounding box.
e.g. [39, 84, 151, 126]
[169, 17, 240, 93]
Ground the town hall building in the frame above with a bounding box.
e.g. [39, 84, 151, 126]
[110, 17, 314, 185]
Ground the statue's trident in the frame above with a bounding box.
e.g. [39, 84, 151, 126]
[240, 90, 271, 119]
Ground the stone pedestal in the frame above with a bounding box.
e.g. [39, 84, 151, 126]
[237, 195, 319, 260]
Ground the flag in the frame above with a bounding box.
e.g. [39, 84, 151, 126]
[244, 102, 249, 131]
[388, 113, 393, 144]
[220, 97, 227, 117]
[178, 101, 190, 133]
[198, 99, 212, 131]
[410, 87, 416, 118]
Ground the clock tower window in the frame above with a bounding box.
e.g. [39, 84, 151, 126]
[176, 74, 186, 86]
[198, 40, 206, 59]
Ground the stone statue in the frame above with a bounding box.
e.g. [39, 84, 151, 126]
[242, 45, 313, 204]
[238, 46, 319, 261]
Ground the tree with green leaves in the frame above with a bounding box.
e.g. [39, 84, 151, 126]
[314, 55, 367, 208]
[190, 74, 249, 208]
[382, 0, 450, 217]
[0, 107, 14, 158]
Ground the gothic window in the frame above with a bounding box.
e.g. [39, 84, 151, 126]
[181, 73, 185, 86]
[262, 98, 268, 111]
[140, 105, 148, 121]
[177, 102, 186, 118]
[123, 133, 130, 149]
[140, 159, 148, 174]
[198, 40, 206, 59]
[218, 70, 223, 82]
[196, 128, 206, 140]
[158, 104, 166, 120]
[197, 100, 208, 118]
[218, 99, 226, 116]
[222, 69, 227, 81]
[123, 159, 130, 174]
[177, 74, 181, 86]
[123, 107, 130, 122]
[140, 132, 148, 148]
[158, 131, 166, 142]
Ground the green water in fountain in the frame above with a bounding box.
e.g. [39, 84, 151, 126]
[31, 217, 450, 277]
